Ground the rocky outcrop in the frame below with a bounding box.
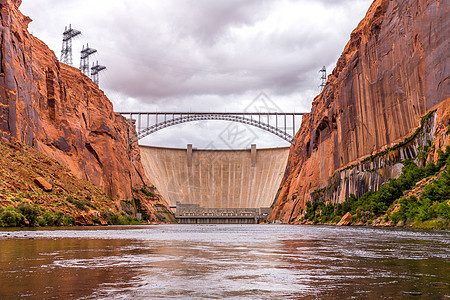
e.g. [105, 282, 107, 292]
[270, 0, 449, 223]
[0, 0, 156, 202]
[337, 212, 353, 226]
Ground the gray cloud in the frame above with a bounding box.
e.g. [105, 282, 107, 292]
[21, 0, 372, 148]
[172, 0, 273, 44]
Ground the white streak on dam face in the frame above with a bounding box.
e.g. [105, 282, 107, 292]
[139, 146, 290, 208]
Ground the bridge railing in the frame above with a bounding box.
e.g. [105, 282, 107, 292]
[118, 112, 306, 145]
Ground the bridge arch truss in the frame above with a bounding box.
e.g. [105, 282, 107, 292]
[118, 112, 305, 145]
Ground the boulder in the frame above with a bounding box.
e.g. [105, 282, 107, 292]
[337, 212, 353, 226]
[34, 177, 52, 192]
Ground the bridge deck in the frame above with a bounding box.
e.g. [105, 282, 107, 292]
[118, 111, 306, 144]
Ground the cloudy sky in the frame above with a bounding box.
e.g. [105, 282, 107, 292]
[21, 0, 372, 149]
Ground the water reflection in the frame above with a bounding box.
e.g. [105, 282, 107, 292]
[0, 225, 448, 299]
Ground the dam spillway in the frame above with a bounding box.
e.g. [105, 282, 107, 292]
[139, 145, 290, 223]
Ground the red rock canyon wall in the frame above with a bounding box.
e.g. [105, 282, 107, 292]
[270, 0, 449, 223]
[0, 0, 152, 200]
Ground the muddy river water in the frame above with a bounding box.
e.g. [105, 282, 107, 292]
[0, 225, 448, 299]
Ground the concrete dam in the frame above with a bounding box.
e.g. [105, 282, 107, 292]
[140, 145, 290, 223]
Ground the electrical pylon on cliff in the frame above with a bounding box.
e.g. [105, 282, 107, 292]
[80, 44, 97, 76]
[319, 66, 327, 92]
[91, 61, 106, 86]
[60, 24, 81, 66]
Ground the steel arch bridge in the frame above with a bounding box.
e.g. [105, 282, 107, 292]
[118, 112, 306, 145]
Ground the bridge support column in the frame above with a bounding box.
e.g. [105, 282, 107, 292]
[251, 144, 257, 167]
[187, 144, 193, 167]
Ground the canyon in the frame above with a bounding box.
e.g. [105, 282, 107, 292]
[0, 0, 448, 227]
[0, 0, 448, 298]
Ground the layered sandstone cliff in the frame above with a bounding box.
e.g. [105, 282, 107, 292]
[270, 0, 449, 223]
[0, 0, 162, 204]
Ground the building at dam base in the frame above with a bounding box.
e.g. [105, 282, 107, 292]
[175, 203, 272, 224]
[139, 145, 290, 223]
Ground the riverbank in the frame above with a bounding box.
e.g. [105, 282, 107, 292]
[292, 146, 450, 230]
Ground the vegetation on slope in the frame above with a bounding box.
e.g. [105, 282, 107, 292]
[0, 140, 144, 227]
[301, 146, 450, 229]
[128, 186, 176, 224]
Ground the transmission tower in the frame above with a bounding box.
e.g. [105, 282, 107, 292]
[91, 61, 106, 86]
[80, 44, 97, 76]
[60, 24, 81, 66]
[319, 66, 327, 92]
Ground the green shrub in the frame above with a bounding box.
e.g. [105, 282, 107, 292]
[127, 217, 141, 225]
[104, 213, 132, 225]
[37, 216, 47, 227]
[117, 216, 130, 225]
[17, 202, 41, 226]
[411, 219, 449, 229]
[332, 215, 342, 223]
[66, 196, 96, 211]
[109, 213, 120, 225]
[320, 203, 335, 222]
[106, 214, 141, 225]
[140, 187, 155, 198]
[10, 197, 22, 202]
[71, 199, 95, 211]
[436, 147, 450, 169]
[0, 207, 25, 227]
[43, 211, 63, 226]
[133, 197, 141, 208]
[74, 200, 86, 210]
[141, 212, 151, 221]
[62, 215, 76, 226]
[122, 200, 133, 206]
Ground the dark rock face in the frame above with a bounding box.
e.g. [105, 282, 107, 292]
[270, 0, 449, 223]
[0, 0, 156, 201]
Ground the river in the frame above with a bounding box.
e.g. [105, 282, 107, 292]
[0, 225, 448, 299]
